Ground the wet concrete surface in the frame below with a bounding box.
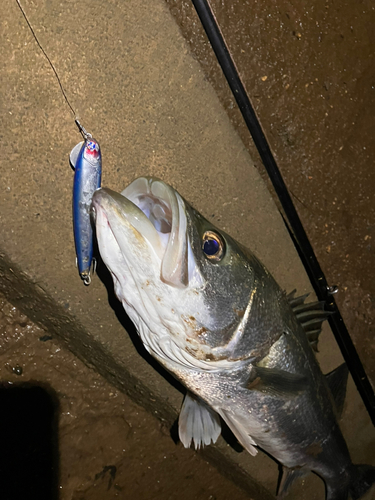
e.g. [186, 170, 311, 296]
[165, 0, 375, 386]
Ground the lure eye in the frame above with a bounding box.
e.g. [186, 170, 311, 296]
[202, 231, 225, 262]
[84, 139, 101, 162]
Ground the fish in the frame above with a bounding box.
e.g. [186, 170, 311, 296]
[91, 177, 375, 500]
[70, 133, 102, 285]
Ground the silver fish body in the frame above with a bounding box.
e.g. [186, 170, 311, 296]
[91, 177, 375, 500]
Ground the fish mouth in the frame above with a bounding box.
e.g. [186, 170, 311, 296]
[92, 177, 188, 287]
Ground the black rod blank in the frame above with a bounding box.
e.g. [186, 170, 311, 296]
[191, 0, 375, 425]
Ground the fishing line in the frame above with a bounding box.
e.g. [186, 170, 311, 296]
[15, 0, 76, 118]
[191, 0, 375, 425]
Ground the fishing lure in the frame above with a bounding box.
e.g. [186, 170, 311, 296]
[70, 121, 102, 285]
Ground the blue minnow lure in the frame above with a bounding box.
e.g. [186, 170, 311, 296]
[70, 122, 102, 285]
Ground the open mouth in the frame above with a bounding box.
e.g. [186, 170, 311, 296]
[122, 178, 174, 250]
[93, 177, 189, 288]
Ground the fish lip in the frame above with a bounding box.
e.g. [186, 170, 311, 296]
[91, 186, 163, 259]
[92, 178, 189, 288]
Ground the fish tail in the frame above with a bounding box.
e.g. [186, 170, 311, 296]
[325, 464, 375, 500]
[348, 464, 375, 500]
[325, 482, 349, 500]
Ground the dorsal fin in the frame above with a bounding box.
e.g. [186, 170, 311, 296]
[287, 290, 333, 352]
[325, 363, 349, 418]
[287, 289, 310, 308]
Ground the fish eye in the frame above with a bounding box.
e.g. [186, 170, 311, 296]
[202, 231, 225, 261]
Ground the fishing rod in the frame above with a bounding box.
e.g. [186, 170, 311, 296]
[190, 0, 375, 425]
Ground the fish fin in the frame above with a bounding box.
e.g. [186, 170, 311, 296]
[218, 409, 258, 456]
[324, 363, 348, 418]
[347, 464, 375, 500]
[178, 392, 221, 450]
[287, 289, 310, 307]
[288, 290, 333, 350]
[310, 340, 319, 352]
[325, 483, 348, 500]
[69, 141, 84, 170]
[277, 467, 309, 499]
[248, 366, 309, 398]
[324, 464, 375, 500]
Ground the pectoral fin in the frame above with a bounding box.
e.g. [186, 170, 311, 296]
[178, 392, 221, 450]
[247, 366, 309, 398]
[218, 409, 258, 456]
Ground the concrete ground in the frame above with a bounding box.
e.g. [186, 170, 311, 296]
[1, 0, 374, 499]
[0, 292, 255, 500]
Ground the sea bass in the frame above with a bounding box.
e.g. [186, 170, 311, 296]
[91, 177, 375, 500]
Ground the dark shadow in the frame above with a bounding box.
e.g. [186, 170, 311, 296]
[220, 419, 244, 453]
[0, 383, 59, 500]
[170, 417, 180, 444]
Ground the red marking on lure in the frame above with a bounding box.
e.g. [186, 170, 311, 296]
[84, 140, 101, 161]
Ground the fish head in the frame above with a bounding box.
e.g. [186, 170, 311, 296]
[92, 177, 258, 369]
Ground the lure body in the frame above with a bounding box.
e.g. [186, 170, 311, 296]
[70, 137, 102, 285]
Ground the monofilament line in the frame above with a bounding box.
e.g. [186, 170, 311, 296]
[15, 0, 76, 117]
